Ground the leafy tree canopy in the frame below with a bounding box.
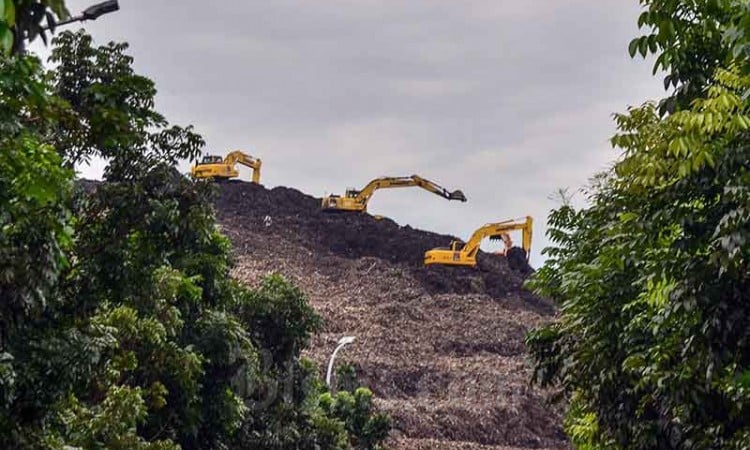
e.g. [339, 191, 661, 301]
[1, 0, 68, 54]
[528, 1, 750, 449]
[0, 7, 390, 449]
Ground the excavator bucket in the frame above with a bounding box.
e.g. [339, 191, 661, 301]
[449, 190, 467, 202]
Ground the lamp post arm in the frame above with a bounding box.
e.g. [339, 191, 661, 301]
[43, 15, 84, 30]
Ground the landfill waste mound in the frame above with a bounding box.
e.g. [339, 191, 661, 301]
[215, 181, 568, 450]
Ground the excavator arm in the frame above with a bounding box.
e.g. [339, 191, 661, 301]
[463, 216, 533, 259]
[352, 176, 417, 203]
[322, 175, 466, 212]
[224, 150, 262, 184]
[487, 216, 533, 257]
[411, 175, 467, 202]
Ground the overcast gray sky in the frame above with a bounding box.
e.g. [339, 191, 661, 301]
[39, 0, 665, 265]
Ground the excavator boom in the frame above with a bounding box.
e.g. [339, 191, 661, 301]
[424, 216, 533, 267]
[224, 150, 262, 184]
[190, 150, 262, 184]
[322, 174, 466, 212]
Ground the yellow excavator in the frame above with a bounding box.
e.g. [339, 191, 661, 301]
[321, 175, 467, 212]
[190, 150, 262, 183]
[424, 216, 533, 267]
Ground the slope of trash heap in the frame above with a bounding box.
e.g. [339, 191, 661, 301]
[215, 181, 567, 450]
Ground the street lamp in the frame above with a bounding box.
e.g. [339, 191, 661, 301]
[47, 0, 120, 29]
[325, 336, 356, 388]
[17, 0, 119, 53]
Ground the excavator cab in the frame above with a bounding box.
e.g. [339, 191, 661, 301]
[321, 195, 340, 210]
[198, 155, 224, 165]
[425, 239, 468, 265]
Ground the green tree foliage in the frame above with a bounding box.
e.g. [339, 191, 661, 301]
[1, 27, 390, 450]
[629, 0, 739, 114]
[318, 388, 391, 450]
[0, 55, 74, 446]
[527, 1, 750, 449]
[1, 0, 69, 55]
[235, 355, 391, 450]
[335, 363, 359, 394]
[323, 365, 391, 450]
[0, 56, 70, 335]
[49, 30, 204, 176]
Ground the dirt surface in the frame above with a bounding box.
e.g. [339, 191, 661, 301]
[215, 181, 567, 449]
